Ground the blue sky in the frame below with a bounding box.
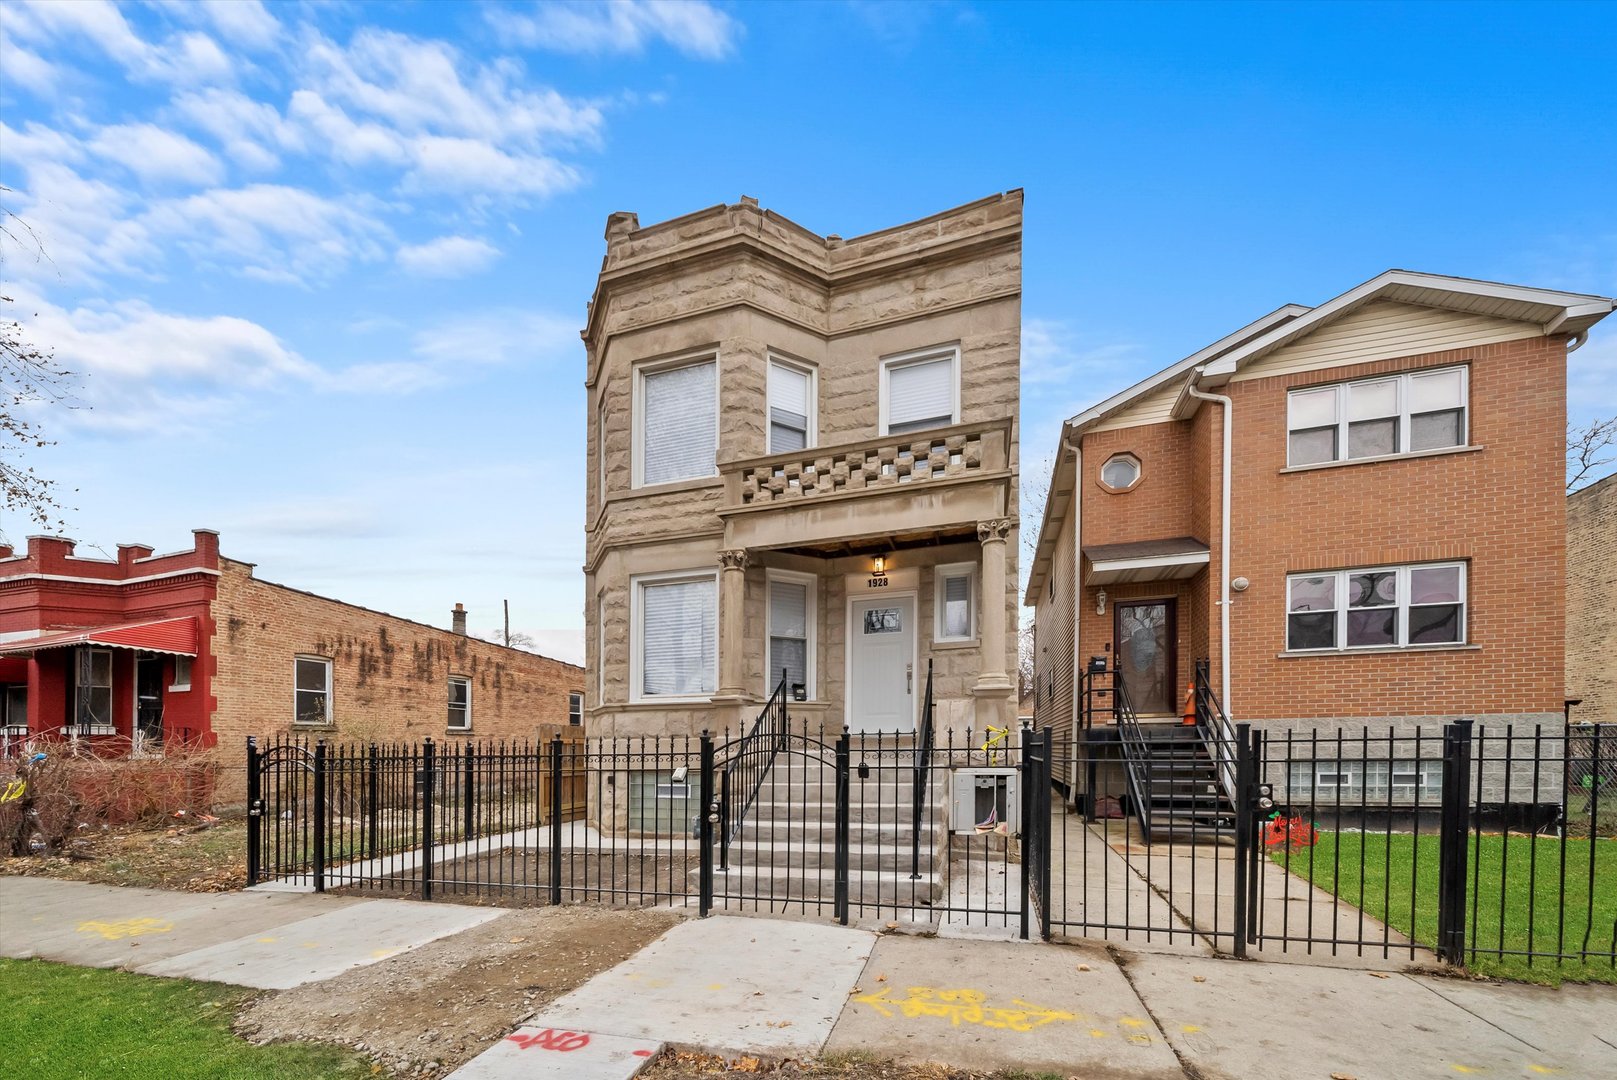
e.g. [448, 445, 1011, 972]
[2, 0, 1614, 664]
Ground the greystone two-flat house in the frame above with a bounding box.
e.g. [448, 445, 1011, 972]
[581, 193, 1022, 825]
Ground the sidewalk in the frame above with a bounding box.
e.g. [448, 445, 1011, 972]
[5, 877, 1613, 1080]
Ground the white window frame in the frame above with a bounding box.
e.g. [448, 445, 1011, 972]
[75, 646, 115, 735]
[2, 684, 25, 735]
[1285, 561, 1468, 652]
[169, 655, 193, 692]
[631, 351, 720, 489]
[447, 674, 472, 731]
[293, 655, 333, 727]
[933, 561, 977, 643]
[879, 344, 962, 436]
[767, 353, 818, 454]
[568, 691, 584, 726]
[765, 569, 817, 700]
[630, 568, 720, 704]
[1286, 365, 1469, 467]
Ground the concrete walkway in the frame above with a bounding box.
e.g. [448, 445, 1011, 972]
[7, 878, 1613, 1080]
[0, 876, 502, 989]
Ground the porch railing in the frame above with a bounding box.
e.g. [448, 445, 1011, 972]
[1194, 658, 1239, 804]
[717, 672, 790, 872]
[1112, 677, 1155, 844]
[909, 659, 936, 879]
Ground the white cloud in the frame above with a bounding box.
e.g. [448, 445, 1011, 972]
[5, 0, 235, 85]
[490, 0, 743, 60]
[88, 123, 225, 186]
[171, 88, 303, 171]
[140, 183, 392, 286]
[402, 135, 581, 197]
[0, 158, 159, 284]
[0, 31, 60, 92]
[411, 309, 581, 368]
[155, 0, 282, 51]
[396, 235, 502, 278]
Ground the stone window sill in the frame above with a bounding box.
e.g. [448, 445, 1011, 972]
[290, 722, 336, 732]
[933, 638, 980, 651]
[1279, 444, 1483, 475]
[445, 728, 473, 736]
[1277, 643, 1481, 659]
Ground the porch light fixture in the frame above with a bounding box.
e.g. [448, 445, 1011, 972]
[872, 555, 886, 576]
[1095, 588, 1107, 616]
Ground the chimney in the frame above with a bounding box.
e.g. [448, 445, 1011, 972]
[452, 603, 467, 636]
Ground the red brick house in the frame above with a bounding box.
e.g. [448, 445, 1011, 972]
[0, 530, 583, 753]
[1026, 271, 1615, 795]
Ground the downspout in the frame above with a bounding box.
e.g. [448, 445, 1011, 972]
[1184, 375, 1234, 715]
[1064, 435, 1082, 805]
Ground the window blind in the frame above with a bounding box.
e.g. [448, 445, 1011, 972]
[887, 356, 954, 434]
[642, 577, 717, 696]
[768, 579, 808, 694]
[942, 573, 972, 638]
[642, 361, 716, 485]
[769, 361, 810, 453]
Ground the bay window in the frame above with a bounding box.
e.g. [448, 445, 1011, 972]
[637, 356, 717, 487]
[634, 571, 718, 700]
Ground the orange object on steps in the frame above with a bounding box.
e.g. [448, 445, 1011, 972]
[1181, 683, 1197, 725]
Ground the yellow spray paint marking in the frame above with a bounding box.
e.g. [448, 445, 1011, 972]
[256, 937, 278, 944]
[706, 983, 725, 991]
[852, 986, 1076, 1033]
[1128, 1034, 1154, 1046]
[1089, 1029, 1109, 1039]
[299, 941, 320, 950]
[1450, 1067, 1478, 1075]
[370, 948, 398, 959]
[1118, 1017, 1147, 1028]
[1527, 1067, 1563, 1075]
[1180, 1025, 1202, 1034]
[78, 917, 174, 941]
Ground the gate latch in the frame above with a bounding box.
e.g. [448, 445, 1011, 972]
[1251, 783, 1274, 812]
[248, 798, 264, 819]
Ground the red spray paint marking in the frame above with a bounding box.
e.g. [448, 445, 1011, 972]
[506, 1029, 591, 1052]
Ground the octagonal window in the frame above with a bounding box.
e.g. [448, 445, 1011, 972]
[1100, 453, 1141, 491]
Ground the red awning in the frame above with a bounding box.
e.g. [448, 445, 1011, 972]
[0, 617, 198, 657]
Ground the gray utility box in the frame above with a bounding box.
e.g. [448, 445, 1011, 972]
[950, 768, 1020, 834]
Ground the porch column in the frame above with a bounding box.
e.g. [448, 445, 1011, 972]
[973, 519, 1014, 729]
[717, 548, 749, 700]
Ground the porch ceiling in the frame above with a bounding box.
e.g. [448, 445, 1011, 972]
[769, 524, 981, 560]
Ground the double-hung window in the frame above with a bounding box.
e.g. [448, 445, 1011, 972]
[1287, 365, 1468, 467]
[636, 356, 717, 487]
[768, 358, 814, 453]
[295, 656, 332, 726]
[766, 572, 814, 699]
[75, 648, 114, 734]
[2, 684, 25, 736]
[447, 676, 471, 731]
[634, 571, 718, 700]
[934, 562, 976, 642]
[882, 346, 960, 435]
[1286, 561, 1466, 651]
[568, 691, 583, 726]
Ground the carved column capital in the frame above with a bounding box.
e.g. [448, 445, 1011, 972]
[718, 548, 750, 571]
[976, 518, 1013, 545]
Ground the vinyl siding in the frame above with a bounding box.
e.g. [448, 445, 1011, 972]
[1032, 500, 1078, 790]
[1088, 381, 1181, 432]
[1230, 300, 1541, 382]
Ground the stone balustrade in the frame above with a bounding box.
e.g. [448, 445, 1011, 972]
[723, 420, 1010, 509]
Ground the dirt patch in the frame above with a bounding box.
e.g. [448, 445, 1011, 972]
[0, 821, 246, 892]
[235, 904, 681, 1077]
[643, 1050, 1064, 1078]
[330, 848, 696, 908]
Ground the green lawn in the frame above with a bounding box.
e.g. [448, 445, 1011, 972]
[1272, 831, 1617, 985]
[0, 959, 382, 1079]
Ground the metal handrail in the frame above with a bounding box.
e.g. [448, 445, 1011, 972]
[909, 660, 936, 879]
[1112, 677, 1155, 844]
[717, 672, 790, 871]
[1194, 658, 1239, 805]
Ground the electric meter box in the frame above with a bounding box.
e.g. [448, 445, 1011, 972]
[949, 768, 1020, 835]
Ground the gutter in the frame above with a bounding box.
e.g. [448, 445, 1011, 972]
[1184, 374, 1234, 715]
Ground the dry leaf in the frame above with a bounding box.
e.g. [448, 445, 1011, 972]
[876, 973, 887, 982]
[886, 922, 899, 930]
[1367, 972, 1390, 979]
[850, 986, 862, 994]
[1193, 976, 1206, 983]
[1077, 964, 1091, 972]
[1331, 1073, 1358, 1080]
[509, 937, 527, 944]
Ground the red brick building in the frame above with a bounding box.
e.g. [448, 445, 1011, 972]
[1026, 271, 1615, 792]
[0, 530, 583, 752]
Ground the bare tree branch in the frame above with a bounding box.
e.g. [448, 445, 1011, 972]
[1568, 415, 1617, 493]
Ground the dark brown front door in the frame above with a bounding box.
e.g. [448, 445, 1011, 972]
[1115, 599, 1177, 715]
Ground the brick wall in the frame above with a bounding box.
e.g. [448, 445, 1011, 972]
[1222, 335, 1567, 720]
[209, 559, 583, 749]
[1567, 472, 1616, 724]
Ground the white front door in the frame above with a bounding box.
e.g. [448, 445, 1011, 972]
[848, 595, 916, 733]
